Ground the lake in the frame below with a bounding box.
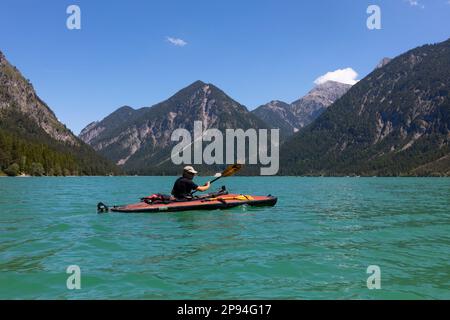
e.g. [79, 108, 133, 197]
[0, 177, 449, 299]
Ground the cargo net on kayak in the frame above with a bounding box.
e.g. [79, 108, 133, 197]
[140, 186, 231, 204]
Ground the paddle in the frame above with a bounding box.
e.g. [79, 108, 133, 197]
[211, 163, 243, 183]
[192, 164, 243, 194]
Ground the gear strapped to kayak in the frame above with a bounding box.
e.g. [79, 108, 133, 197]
[97, 186, 277, 214]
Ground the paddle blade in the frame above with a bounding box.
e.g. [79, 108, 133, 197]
[221, 164, 243, 177]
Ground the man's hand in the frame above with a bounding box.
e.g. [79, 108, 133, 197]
[196, 181, 211, 192]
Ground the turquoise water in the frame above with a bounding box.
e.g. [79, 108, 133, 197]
[0, 177, 449, 299]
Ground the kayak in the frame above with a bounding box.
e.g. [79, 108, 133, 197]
[102, 194, 277, 213]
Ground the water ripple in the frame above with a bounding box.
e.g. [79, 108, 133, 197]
[0, 177, 449, 299]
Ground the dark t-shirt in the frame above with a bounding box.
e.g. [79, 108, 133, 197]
[171, 177, 199, 199]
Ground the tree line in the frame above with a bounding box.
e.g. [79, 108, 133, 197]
[0, 128, 119, 176]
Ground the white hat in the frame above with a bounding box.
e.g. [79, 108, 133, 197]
[183, 166, 198, 174]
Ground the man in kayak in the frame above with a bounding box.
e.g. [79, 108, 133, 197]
[172, 166, 210, 199]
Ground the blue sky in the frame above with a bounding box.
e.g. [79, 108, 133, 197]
[1, 0, 449, 134]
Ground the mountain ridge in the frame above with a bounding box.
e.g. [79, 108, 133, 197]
[280, 38, 450, 176]
[80, 80, 269, 174]
[0, 50, 120, 176]
[252, 80, 352, 138]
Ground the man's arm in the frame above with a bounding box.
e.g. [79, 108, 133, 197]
[196, 181, 210, 192]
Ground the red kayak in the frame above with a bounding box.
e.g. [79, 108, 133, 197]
[104, 194, 277, 213]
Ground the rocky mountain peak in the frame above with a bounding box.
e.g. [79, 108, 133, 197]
[79, 81, 266, 173]
[116, 105, 135, 112]
[290, 80, 352, 127]
[299, 81, 352, 105]
[251, 81, 352, 138]
[266, 100, 290, 109]
[189, 80, 207, 88]
[174, 80, 214, 99]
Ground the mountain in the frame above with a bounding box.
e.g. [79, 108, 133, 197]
[0, 50, 120, 176]
[290, 81, 352, 128]
[252, 81, 351, 138]
[376, 57, 392, 69]
[80, 81, 269, 175]
[0, 52, 77, 145]
[280, 39, 450, 177]
[80, 106, 140, 145]
[252, 100, 298, 137]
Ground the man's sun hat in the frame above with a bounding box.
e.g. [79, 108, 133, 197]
[183, 166, 198, 174]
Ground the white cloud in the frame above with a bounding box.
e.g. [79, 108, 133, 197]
[314, 68, 359, 86]
[166, 36, 187, 47]
[405, 0, 425, 8]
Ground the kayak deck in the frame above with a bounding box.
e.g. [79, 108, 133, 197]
[110, 194, 277, 213]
